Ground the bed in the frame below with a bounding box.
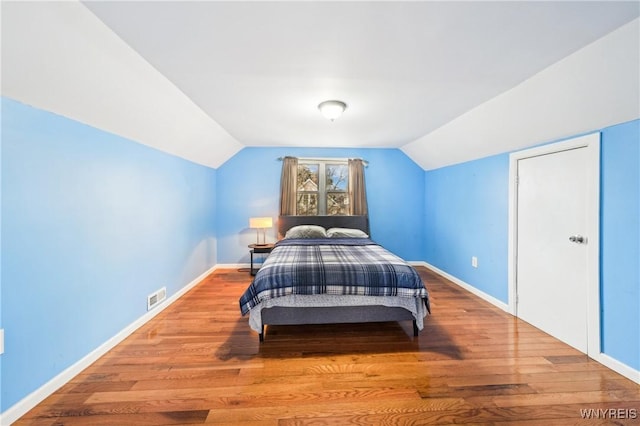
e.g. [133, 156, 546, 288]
[239, 215, 430, 342]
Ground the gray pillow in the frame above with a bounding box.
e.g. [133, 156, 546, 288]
[284, 225, 327, 239]
[326, 227, 369, 238]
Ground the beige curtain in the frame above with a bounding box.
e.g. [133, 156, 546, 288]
[348, 159, 368, 216]
[279, 156, 298, 215]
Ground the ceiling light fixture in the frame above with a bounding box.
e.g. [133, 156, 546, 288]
[318, 100, 347, 121]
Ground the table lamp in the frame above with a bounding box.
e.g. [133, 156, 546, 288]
[249, 217, 273, 246]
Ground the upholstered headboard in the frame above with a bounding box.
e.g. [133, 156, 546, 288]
[278, 215, 370, 239]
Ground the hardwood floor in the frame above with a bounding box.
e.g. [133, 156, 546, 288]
[15, 267, 640, 425]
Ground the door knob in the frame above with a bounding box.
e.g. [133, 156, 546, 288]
[569, 235, 586, 244]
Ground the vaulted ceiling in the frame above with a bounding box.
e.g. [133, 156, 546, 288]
[2, 1, 639, 169]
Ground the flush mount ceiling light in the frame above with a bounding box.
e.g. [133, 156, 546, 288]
[318, 100, 347, 121]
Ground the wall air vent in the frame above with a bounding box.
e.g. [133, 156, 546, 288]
[147, 287, 167, 311]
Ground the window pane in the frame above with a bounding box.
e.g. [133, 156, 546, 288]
[326, 192, 349, 216]
[326, 164, 348, 191]
[297, 164, 319, 191]
[297, 193, 318, 215]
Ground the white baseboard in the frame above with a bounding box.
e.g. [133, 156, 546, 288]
[1, 264, 217, 426]
[412, 262, 640, 384]
[412, 261, 510, 312]
[592, 353, 640, 385]
[217, 263, 251, 269]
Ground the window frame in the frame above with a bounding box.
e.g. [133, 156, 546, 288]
[297, 159, 349, 216]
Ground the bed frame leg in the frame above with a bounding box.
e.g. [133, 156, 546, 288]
[259, 324, 264, 343]
[413, 320, 419, 337]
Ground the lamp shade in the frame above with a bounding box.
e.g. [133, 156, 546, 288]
[318, 100, 347, 121]
[249, 217, 273, 229]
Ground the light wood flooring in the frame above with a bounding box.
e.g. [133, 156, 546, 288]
[16, 267, 640, 425]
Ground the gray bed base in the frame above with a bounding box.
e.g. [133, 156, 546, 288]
[258, 215, 419, 342]
[259, 305, 419, 342]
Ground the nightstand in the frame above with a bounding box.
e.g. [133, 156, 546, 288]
[248, 243, 275, 276]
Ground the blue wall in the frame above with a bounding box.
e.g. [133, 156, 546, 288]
[1, 98, 217, 411]
[0, 97, 3, 414]
[423, 119, 640, 371]
[424, 153, 510, 302]
[600, 120, 639, 370]
[216, 147, 425, 263]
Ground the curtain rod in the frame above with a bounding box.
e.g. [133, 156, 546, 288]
[277, 156, 368, 166]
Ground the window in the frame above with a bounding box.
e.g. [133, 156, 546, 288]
[296, 160, 349, 215]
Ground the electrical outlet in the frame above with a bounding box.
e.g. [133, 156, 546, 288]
[472, 256, 478, 268]
[0, 329, 4, 355]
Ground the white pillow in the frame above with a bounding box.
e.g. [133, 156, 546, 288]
[284, 225, 327, 239]
[326, 227, 369, 238]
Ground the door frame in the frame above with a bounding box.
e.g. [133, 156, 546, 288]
[507, 132, 600, 356]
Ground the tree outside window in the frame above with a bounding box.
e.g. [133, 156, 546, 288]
[297, 161, 349, 215]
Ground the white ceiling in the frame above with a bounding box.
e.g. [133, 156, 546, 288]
[2, 1, 639, 169]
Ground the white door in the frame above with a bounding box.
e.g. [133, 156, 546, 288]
[515, 138, 597, 354]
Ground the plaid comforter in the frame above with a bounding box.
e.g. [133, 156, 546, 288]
[239, 238, 430, 316]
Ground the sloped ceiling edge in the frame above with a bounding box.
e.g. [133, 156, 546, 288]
[1, 1, 243, 169]
[402, 18, 640, 171]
